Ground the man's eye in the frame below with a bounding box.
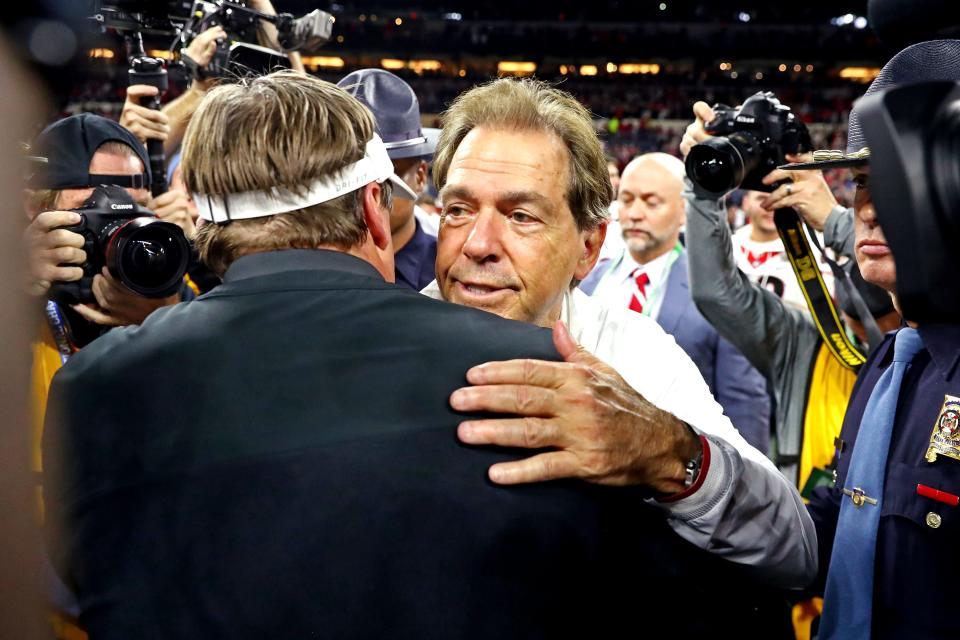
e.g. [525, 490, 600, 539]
[444, 205, 469, 217]
[854, 176, 869, 189]
[510, 211, 537, 223]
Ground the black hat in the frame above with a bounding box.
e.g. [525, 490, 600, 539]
[337, 69, 439, 160]
[783, 40, 960, 171]
[27, 113, 151, 190]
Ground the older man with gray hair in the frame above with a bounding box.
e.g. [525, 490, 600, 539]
[423, 78, 810, 588]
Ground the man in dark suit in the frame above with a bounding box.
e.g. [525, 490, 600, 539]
[42, 72, 778, 639]
[581, 153, 771, 452]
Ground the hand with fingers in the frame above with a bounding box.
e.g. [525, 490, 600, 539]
[71, 268, 179, 327]
[183, 25, 227, 73]
[679, 101, 717, 160]
[451, 321, 701, 494]
[120, 85, 172, 145]
[150, 188, 197, 238]
[759, 153, 839, 231]
[24, 210, 87, 297]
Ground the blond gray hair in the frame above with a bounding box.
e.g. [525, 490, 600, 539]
[432, 78, 611, 231]
[182, 71, 389, 276]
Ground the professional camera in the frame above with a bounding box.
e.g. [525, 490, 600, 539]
[858, 80, 960, 323]
[685, 91, 812, 198]
[91, 0, 334, 80]
[48, 185, 191, 306]
[179, 1, 333, 79]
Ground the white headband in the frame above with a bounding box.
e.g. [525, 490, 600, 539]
[194, 134, 417, 223]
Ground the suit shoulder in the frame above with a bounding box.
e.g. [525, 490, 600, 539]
[58, 300, 199, 381]
[403, 293, 559, 362]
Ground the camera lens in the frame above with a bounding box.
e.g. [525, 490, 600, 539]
[105, 218, 190, 297]
[685, 133, 764, 197]
[685, 137, 748, 196]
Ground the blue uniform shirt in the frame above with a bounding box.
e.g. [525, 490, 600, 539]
[808, 324, 960, 639]
[394, 219, 437, 291]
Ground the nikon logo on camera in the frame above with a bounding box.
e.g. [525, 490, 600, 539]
[110, 203, 134, 210]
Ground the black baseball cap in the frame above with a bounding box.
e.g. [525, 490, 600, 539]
[26, 113, 151, 190]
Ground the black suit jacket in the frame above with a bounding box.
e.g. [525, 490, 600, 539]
[44, 250, 788, 639]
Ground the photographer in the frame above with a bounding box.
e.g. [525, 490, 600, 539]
[26, 114, 191, 436]
[680, 101, 900, 496]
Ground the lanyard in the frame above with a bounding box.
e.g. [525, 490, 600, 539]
[44, 300, 75, 365]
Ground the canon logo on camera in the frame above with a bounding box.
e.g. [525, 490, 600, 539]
[110, 203, 134, 210]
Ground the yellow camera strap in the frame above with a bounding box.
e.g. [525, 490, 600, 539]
[774, 208, 868, 371]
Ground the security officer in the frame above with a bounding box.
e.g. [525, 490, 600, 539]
[337, 69, 440, 290]
[784, 40, 960, 639]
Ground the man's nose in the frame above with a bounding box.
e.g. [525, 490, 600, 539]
[461, 208, 504, 262]
[857, 201, 879, 228]
[626, 200, 646, 221]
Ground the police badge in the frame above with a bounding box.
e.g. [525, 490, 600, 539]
[926, 395, 960, 462]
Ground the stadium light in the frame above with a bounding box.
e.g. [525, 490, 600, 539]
[498, 61, 537, 75]
[300, 56, 345, 68]
[839, 66, 881, 82]
[618, 63, 660, 75]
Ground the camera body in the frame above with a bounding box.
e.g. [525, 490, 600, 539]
[180, 1, 331, 79]
[686, 91, 811, 197]
[48, 185, 191, 306]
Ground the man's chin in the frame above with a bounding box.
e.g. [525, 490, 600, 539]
[623, 237, 653, 255]
[858, 256, 897, 293]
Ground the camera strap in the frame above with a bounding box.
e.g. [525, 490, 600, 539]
[773, 208, 867, 371]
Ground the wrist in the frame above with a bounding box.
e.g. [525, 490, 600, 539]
[650, 418, 702, 495]
[658, 434, 710, 504]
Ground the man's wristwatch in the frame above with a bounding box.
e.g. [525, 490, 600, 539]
[682, 426, 705, 489]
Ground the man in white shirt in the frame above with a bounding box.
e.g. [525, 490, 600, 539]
[422, 77, 816, 589]
[580, 153, 771, 453]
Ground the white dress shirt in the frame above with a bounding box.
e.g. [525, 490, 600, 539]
[589, 247, 675, 320]
[420, 280, 817, 589]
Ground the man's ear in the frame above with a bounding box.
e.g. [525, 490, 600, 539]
[415, 160, 428, 193]
[574, 219, 608, 281]
[361, 182, 391, 251]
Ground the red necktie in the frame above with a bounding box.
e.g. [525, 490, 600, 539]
[628, 270, 650, 314]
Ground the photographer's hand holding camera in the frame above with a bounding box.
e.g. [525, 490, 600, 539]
[25, 114, 189, 336]
[682, 100, 848, 247]
[119, 26, 227, 240]
[121, 26, 223, 159]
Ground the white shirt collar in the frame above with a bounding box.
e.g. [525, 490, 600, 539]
[610, 245, 675, 290]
